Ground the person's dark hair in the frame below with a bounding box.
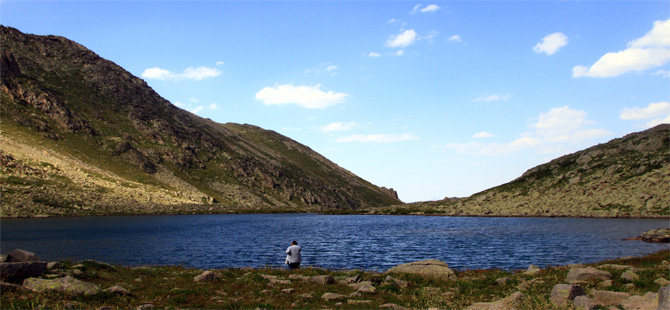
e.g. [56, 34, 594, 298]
[292, 241, 298, 245]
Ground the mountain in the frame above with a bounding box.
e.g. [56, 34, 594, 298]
[387, 124, 669, 218]
[0, 26, 401, 217]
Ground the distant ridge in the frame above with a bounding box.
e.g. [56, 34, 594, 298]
[0, 26, 401, 217]
[385, 124, 669, 218]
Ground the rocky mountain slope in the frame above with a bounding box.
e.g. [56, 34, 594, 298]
[0, 26, 401, 217]
[384, 124, 669, 218]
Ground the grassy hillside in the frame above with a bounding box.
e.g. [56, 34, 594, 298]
[0, 26, 401, 217]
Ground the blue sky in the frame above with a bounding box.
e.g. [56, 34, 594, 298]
[2, 1, 669, 202]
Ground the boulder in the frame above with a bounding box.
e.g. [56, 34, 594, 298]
[380, 303, 410, 310]
[310, 275, 335, 285]
[599, 264, 632, 270]
[592, 289, 630, 306]
[344, 274, 361, 284]
[573, 295, 598, 310]
[349, 281, 376, 294]
[654, 278, 670, 286]
[193, 270, 218, 282]
[465, 291, 524, 310]
[621, 292, 658, 310]
[495, 277, 511, 285]
[621, 270, 640, 281]
[0, 281, 30, 292]
[0, 261, 48, 283]
[385, 276, 410, 288]
[387, 259, 456, 279]
[104, 285, 130, 295]
[6, 249, 39, 262]
[23, 276, 100, 295]
[550, 284, 585, 308]
[524, 264, 541, 275]
[659, 286, 670, 310]
[321, 292, 347, 301]
[566, 267, 612, 283]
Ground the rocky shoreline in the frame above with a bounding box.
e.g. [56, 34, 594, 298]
[1, 249, 668, 310]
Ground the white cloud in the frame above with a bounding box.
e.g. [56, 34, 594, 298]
[533, 32, 568, 55]
[367, 52, 381, 58]
[394, 50, 406, 56]
[410, 4, 440, 14]
[305, 63, 339, 76]
[320, 122, 359, 133]
[444, 106, 611, 156]
[385, 29, 418, 48]
[620, 102, 670, 128]
[337, 133, 419, 143]
[654, 69, 670, 78]
[473, 131, 495, 139]
[141, 66, 222, 81]
[448, 35, 462, 42]
[190, 106, 204, 114]
[472, 93, 512, 102]
[255, 83, 349, 109]
[388, 18, 398, 24]
[209, 103, 218, 110]
[573, 19, 670, 78]
[216, 61, 225, 66]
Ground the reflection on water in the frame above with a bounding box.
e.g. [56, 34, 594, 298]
[1, 214, 667, 271]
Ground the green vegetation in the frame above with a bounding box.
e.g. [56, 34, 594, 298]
[2, 250, 667, 309]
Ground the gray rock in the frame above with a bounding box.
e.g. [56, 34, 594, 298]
[592, 289, 630, 306]
[47, 262, 62, 270]
[344, 274, 361, 284]
[0, 255, 8, 262]
[350, 281, 376, 294]
[281, 288, 294, 294]
[621, 292, 658, 310]
[659, 286, 670, 310]
[136, 304, 154, 310]
[566, 267, 612, 283]
[321, 292, 347, 301]
[495, 277, 511, 285]
[310, 275, 335, 285]
[193, 270, 218, 282]
[621, 270, 640, 281]
[104, 285, 129, 295]
[23, 276, 100, 295]
[573, 295, 598, 310]
[380, 303, 410, 310]
[0, 281, 30, 292]
[465, 291, 525, 310]
[524, 264, 541, 275]
[6, 249, 39, 262]
[0, 261, 48, 283]
[654, 278, 670, 286]
[385, 276, 410, 288]
[598, 280, 614, 288]
[387, 259, 456, 279]
[550, 284, 585, 308]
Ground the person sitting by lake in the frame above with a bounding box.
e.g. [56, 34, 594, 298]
[285, 240, 301, 270]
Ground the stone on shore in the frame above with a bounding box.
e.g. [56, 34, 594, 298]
[23, 276, 100, 295]
[0, 261, 48, 283]
[385, 276, 410, 288]
[387, 259, 456, 279]
[573, 295, 598, 310]
[549, 284, 585, 308]
[591, 289, 630, 306]
[465, 291, 524, 310]
[621, 270, 640, 281]
[6, 249, 39, 262]
[194, 270, 218, 282]
[524, 264, 541, 275]
[621, 292, 658, 310]
[321, 292, 347, 301]
[566, 267, 612, 283]
[658, 286, 670, 310]
[349, 281, 376, 294]
[104, 285, 130, 295]
[310, 275, 335, 285]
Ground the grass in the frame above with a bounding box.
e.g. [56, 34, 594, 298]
[2, 250, 667, 309]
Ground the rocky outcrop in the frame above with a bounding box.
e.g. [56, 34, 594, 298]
[625, 228, 670, 243]
[465, 291, 525, 310]
[550, 284, 585, 307]
[566, 267, 612, 284]
[23, 276, 100, 295]
[386, 259, 456, 279]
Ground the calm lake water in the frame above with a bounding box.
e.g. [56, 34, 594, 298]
[1, 214, 668, 271]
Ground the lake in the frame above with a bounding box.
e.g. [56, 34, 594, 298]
[1, 214, 668, 271]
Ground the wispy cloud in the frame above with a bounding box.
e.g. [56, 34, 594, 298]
[473, 131, 495, 139]
[472, 93, 512, 103]
[320, 122, 359, 133]
[255, 83, 349, 109]
[573, 19, 670, 78]
[305, 63, 339, 76]
[173, 100, 218, 115]
[410, 4, 440, 14]
[444, 106, 611, 156]
[367, 52, 381, 58]
[620, 101, 670, 128]
[337, 133, 419, 143]
[448, 35, 462, 43]
[385, 29, 418, 48]
[141, 66, 221, 81]
[533, 32, 568, 55]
